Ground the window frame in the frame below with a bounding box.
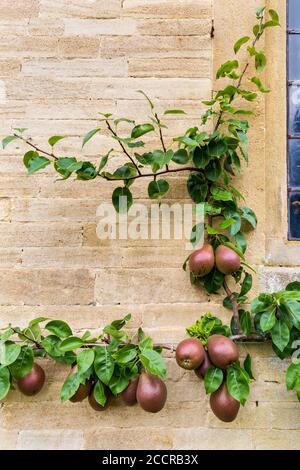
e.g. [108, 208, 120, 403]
[287, 0, 300, 240]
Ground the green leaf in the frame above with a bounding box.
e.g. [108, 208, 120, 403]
[227, 365, 250, 406]
[251, 296, 273, 315]
[13, 128, 27, 134]
[112, 165, 137, 181]
[148, 179, 169, 199]
[93, 380, 107, 406]
[139, 349, 166, 380]
[98, 150, 112, 173]
[255, 51, 267, 72]
[139, 336, 153, 351]
[238, 90, 258, 102]
[131, 123, 154, 139]
[0, 328, 14, 342]
[240, 310, 252, 336]
[282, 300, 300, 330]
[60, 337, 84, 352]
[54, 157, 84, 180]
[204, 366, 223, 394]
[76, 161, 97, 180]
[243, 354, 255, 380]
[204, 267, 225, 294]
[187, 173, 208, 203]
[286, 282, 300, 292]
[286, 363, 300, 391]
[137, 90, 154, 110]
[94, 347, 114, 385]
[260, 307, 276, 332]
[208, 140, 227, 157]
[256, 6, 266, 18]
[60, 373, 80, 402]
[82, 128, 101, 148]
[77, 349, 95, 375]
[23, 151, 50, 175]
[0, 341, 21, 366]
[219, 218, 235, 229]
[241, 273, 252, 296]
[109, 369, 130, 395]
[269, 9, 279, 24]
[45, 320, 72, 339]
[112, 186, 133, 213]
[48, 135, 66, 147]
[2, 135, 19, 149]
[234, 231, 247, 254]
[205, 159, 222, 182]
[251, 76, 270, 93]
[216, 60, 239, 79]
[29, 317, 48, 327]
[41, 335, 63, 357]
[110, 314, 132, 331]
[174, 136, 199, 148]
[164, 109, 186, 115]
[193, 146, 210, 168]
[0, 367, 10, 400]
[207, 226, 220, 235]
[241, 207, 257, 229]
[210, 186, 233, 201]
[172, 149, 190, 165]
[271, 320, 290, 353]
[234, 36, 250, 54]
[113, 345, 137, 364]
[9, 346, 34, 380]
[114, 118, 135, 127]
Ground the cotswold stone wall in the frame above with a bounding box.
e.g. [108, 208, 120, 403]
[0, 0, 299, 450]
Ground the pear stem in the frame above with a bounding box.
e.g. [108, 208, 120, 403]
[223, 279, 243, 335]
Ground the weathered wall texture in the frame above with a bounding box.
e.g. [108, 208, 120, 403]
[0, 0, 299, 450]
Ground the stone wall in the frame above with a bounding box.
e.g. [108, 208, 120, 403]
[0, 0, 299, 450]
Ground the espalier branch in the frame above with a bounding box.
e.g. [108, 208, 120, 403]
[1, 7, 300, 421]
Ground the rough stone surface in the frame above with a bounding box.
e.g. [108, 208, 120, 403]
[0, 0, 299, 451]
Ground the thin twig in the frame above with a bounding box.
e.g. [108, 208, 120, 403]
[101, 166, 203, 182]
[223, 279, 243, 335]
[11, 327, 42, 349]
[105, 120, 141, 175]
[14, 134, 58, 161]
[230, 334, 267, 343]
[214, 14, 264, 131]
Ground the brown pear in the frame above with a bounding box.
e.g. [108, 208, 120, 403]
[136, 372, 167, 413]
[17, 363, 45, 396]
[68, 368, 92, 403]
[189, 245, 215, 277]
[88, 384, 111, 411]
[194, 351, 212, 379]
[176, 338, 205, 370]
[210, 382, 240, 422]
[207, 335, 239, 369]
[121, 376, 139, 406]
[215, 245, 241, 275]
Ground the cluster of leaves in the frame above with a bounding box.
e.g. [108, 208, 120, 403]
[186, 312, 230, 345]
[186, 313, 254, 406]
[204, 358, 254, 407]
[250, 282, 300, 402]
[0, 315, 166, 407]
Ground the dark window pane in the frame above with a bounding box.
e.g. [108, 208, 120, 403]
[289, 0, 300, 30]
[289, 192, 300, 239]
[289, 35, 300, 80]
[289, 85, 300, 134]
[289, 139, 300, 186]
